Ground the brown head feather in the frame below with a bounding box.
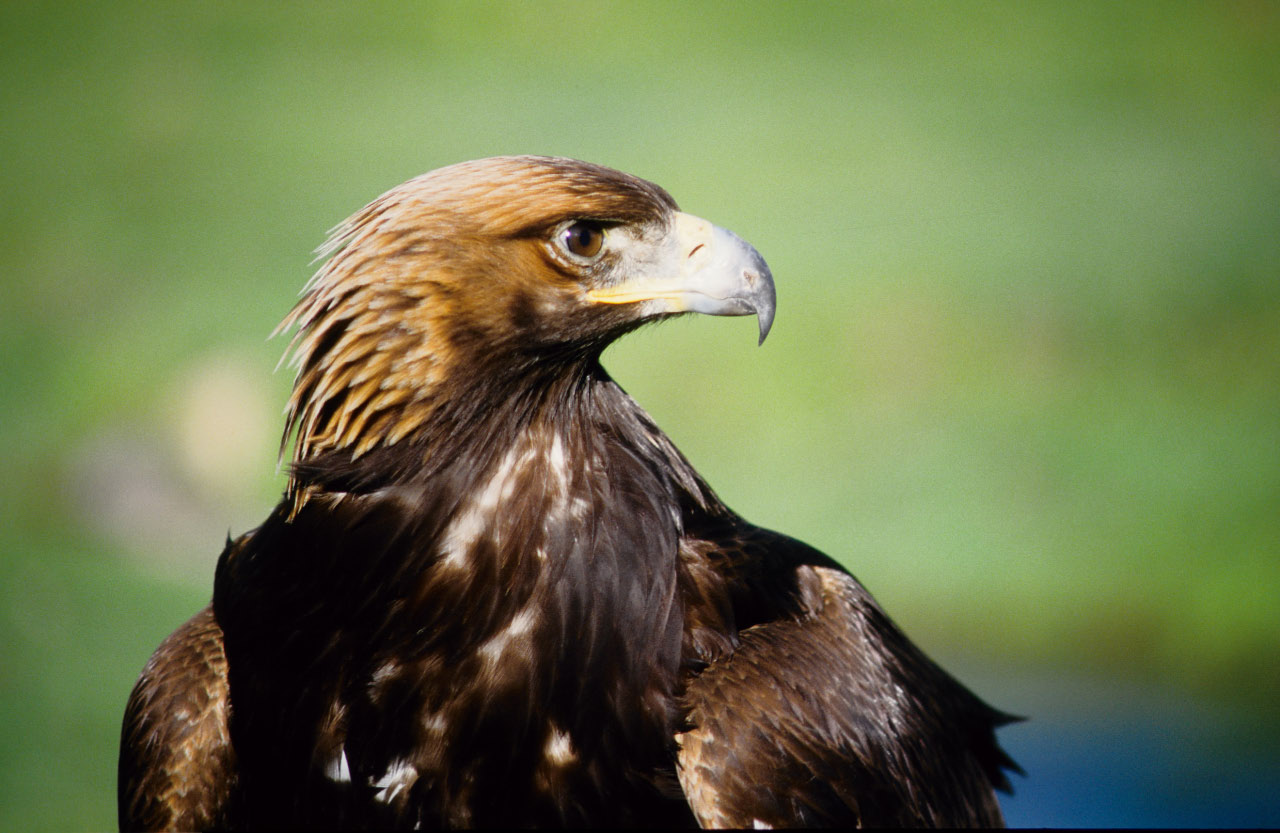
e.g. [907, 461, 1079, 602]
[276, 156, 678, 508]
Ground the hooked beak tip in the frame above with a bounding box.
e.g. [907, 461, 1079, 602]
[751, 268, 777, 346]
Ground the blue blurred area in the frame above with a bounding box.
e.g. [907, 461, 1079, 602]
[993, 672, 1280, 828]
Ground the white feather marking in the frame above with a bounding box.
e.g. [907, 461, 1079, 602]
[373, 758, 418, 804]
[752, 819, 773, 829]
[568, 495, 592, 521]
[544, 725, 577, 766]
[371, 660, 399, 685]
[538, 432, 590, 537]
[547, 433, 568, 487]
[439, 509, 481, 570]
[325, 748, 351, 783]
[440, 442, 537, 566]
[478, 607, 536, 666]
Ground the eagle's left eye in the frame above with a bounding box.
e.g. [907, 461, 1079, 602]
[559, 221, 606, 260]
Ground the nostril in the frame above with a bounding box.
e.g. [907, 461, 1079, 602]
[687, 243, 704, 260]
[743, 270, 757, 287]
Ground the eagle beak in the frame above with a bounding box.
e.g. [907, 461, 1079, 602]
[588, 212, 777, 345]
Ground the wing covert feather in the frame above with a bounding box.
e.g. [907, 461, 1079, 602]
[118, 605, 236, 832]
[676, 525, 1015, 828]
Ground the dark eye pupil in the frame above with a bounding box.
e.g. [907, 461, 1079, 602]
[563, 221, 604, 258]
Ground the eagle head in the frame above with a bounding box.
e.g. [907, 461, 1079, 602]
[278, 156, 774, 499]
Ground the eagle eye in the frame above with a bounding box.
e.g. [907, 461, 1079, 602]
[559, 220, 606, 260]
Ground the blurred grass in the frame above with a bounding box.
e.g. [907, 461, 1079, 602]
[1, 2, 1277, 829]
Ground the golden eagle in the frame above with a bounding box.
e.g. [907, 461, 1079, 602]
[119, 156, 1018, 829]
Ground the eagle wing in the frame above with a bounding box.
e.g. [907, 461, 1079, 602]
[676, 521, 1017, 828]
[118, 605, 236, 832]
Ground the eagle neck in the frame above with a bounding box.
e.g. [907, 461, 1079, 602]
[221, 355, 715, 825]
[360, 358, 697, 819]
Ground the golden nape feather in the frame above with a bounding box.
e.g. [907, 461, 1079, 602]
[120, 156, 1017, 831]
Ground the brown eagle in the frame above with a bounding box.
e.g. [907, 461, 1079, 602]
[119, 156, 1018, 830]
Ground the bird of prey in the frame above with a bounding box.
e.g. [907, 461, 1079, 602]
[119, 156, 1018, 830]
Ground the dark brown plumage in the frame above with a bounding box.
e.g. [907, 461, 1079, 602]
[119, 156, 1018, 830]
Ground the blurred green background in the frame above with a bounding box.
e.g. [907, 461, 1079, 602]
[2, 1, 1277, 828]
